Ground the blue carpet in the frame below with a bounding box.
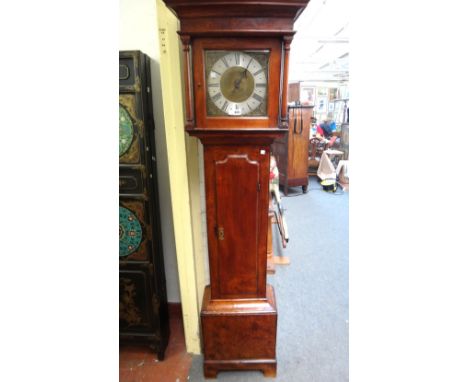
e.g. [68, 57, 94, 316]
[189, 176, 349, 381]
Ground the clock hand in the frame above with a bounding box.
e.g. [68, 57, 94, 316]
[232, 69, 249, 93]
[233, 78, 241, 90]
[233, 70, 248, 90]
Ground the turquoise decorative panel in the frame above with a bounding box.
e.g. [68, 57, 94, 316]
[119, 206, 143, 257]
[119, 105, 134, 157]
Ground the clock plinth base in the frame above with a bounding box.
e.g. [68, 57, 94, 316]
[201, 285, 277, 378]
[204, 359, 276, 379]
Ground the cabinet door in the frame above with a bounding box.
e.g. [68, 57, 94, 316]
[119, 94, 145, 165]
[288, 107, 311, 179]
[119, 266, 157, 333]
[119, 199, 152, 262]
[205, 146, 269, 299]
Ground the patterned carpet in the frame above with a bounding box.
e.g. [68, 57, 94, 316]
[189, 176, 349, 381]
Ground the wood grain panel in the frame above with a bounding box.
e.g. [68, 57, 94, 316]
[204, 144, 270, 300]
[215, 154, 260, 296]
[272, 106, 313, 194]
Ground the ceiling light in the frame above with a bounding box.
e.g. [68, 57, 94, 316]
[317, 38, 349, 43]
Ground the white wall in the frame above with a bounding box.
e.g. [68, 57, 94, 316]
[119, 0, 181, 302]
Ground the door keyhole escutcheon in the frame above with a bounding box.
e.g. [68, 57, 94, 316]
[218, 227, 225, 240]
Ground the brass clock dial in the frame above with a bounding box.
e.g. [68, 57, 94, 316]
[205, 51, 269, 116]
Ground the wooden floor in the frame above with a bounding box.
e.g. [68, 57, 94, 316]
[120, 304, 192, 382]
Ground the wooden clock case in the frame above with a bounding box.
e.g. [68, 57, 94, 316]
[192, 37, 282, 129]
[162, 0, 309, 378]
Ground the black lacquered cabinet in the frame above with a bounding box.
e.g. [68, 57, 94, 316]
[119, 50, 169, 360]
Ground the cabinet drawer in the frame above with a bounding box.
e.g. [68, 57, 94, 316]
[119, 57, 136, 87]
[119, 167, 145, 194]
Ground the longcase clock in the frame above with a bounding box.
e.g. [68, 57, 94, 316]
[162, 0, 309, 378]
[119, 50, 169, 360]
